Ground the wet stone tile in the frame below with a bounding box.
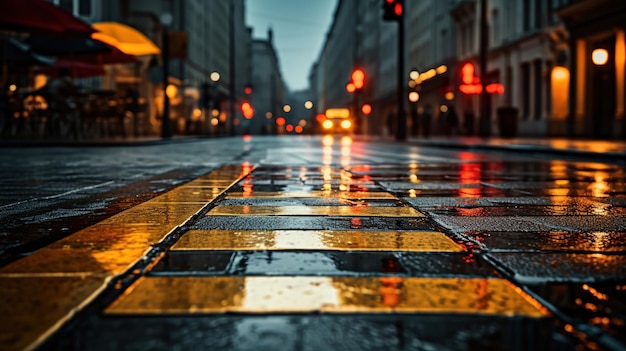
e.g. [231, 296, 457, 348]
[429, 214, 555, 233]
[205, 205, 424, 217]
[427, 205, 606, 217]
[216, 198, 403, 207]
[397, 252, 499, 277]
[152, 251, 497, 277]
[486, 252, 626, 284]
[193, 216, 435, 231]
[389, 188, 523, 198]
[528, 216, 626, 232]
[172, 230, 462, 252]
[43, 314, 560, 351]
[380, 182, 484, 191]
[0, 276, 105, 351]
[529, 282, 626, 345]
[466, 231, 626, 253]
[105, 276, 547, 317]
[151, 251, 233, 274]
[228, 184, 382, 194]
[230, 251, 409, 275]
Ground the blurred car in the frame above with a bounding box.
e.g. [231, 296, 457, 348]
[322, 117, 353, 134]
[322, 108, 353, 134]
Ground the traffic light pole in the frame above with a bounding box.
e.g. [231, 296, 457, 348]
[478, 0, 490, 137]
[396, 10, 406, 141]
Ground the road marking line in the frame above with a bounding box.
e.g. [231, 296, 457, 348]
[0, 165, 245, 351]
[105, 276, 549, 318]
[206, 205, 425, 217]
[172, 230, 462, 252]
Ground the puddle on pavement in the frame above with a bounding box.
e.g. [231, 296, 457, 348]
[530, 281, 626, 346]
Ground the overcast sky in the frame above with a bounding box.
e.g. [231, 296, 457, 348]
[245, 0, 337, 92]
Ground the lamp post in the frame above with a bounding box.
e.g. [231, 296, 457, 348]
[160, 13, 173, 138]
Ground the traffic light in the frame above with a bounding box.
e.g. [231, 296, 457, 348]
[382, 0, 403, 21]
[351, 68, 365, 90]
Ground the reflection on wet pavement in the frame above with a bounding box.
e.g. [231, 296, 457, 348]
[172, 229, 462, 252]
[106, 276, 548, 317]
[6, 137, 626, 351]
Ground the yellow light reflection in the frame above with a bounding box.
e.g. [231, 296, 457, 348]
[589, 172, 610, 197]
[106, 277, 548, 317]
[322, 135, 334, 146]
[206, 205, 425, 217]
[173, 230, 462, 252]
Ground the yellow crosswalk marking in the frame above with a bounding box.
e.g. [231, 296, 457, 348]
[0, 166, 243, 351]
[172, 230, 463, 252]
[0, 276, 106, 351]
[105, 276, 548, 318]
[206, 205, 425, 217]
[226, 191, 397, 199]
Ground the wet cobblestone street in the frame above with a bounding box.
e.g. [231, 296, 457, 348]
[0, 136, 625, 351]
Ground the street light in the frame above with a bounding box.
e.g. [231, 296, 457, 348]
[592, 48, 609, 66]
[160, 13, 173, 138]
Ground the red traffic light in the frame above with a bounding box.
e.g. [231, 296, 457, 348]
[241, 102, 254, 119]
[351, 69, 365, 90]
[382, 0, 403, 21]
[394, 2, 402, 16]
[361, 103, 372, 115]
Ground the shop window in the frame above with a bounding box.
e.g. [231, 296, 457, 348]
[551, 66, 569, 119]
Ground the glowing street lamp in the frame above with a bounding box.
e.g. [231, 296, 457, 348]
[210, 71, 221, 82]
[592, 48, 609, 66]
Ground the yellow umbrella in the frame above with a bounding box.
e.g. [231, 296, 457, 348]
[92, 22, 160, 56]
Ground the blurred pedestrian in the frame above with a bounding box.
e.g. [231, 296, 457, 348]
[47, 68, 80, 139]
[125, 87, 139, 137]
[422, 104, 432, 138]
[446, 105, 459, 136]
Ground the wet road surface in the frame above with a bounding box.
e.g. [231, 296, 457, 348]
[0, 135, 625, 351]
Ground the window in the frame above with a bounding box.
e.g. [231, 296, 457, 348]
[78, 0, 92, 16]
[491, 9, 499, 46]
[51, 0, 92, 17]
[522, 0, 531, 32]
[534, 0, 543, 29]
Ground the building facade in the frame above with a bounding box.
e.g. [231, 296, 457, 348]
[557, 0, 626, 139]
[48, 0, 253, 136]
[310, 0, 626, 140]
[250, 29, 288, 135]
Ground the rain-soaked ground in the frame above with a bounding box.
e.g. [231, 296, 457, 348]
[0, 135, 625, 351]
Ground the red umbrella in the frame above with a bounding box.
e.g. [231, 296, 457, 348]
[0, 0, 95, 37]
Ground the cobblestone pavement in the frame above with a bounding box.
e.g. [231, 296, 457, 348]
[1, 135, 625, 351]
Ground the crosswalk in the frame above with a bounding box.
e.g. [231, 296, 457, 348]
[106, 165, 548, 317]
[1, 163, 552, 351]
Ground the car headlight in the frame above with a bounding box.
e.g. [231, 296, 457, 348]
[322, 120, 333, 129]
[341, 120, 351, 129]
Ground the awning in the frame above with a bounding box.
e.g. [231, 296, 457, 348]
[0, 0, 94, 37]
[92, 22, 160, 56]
